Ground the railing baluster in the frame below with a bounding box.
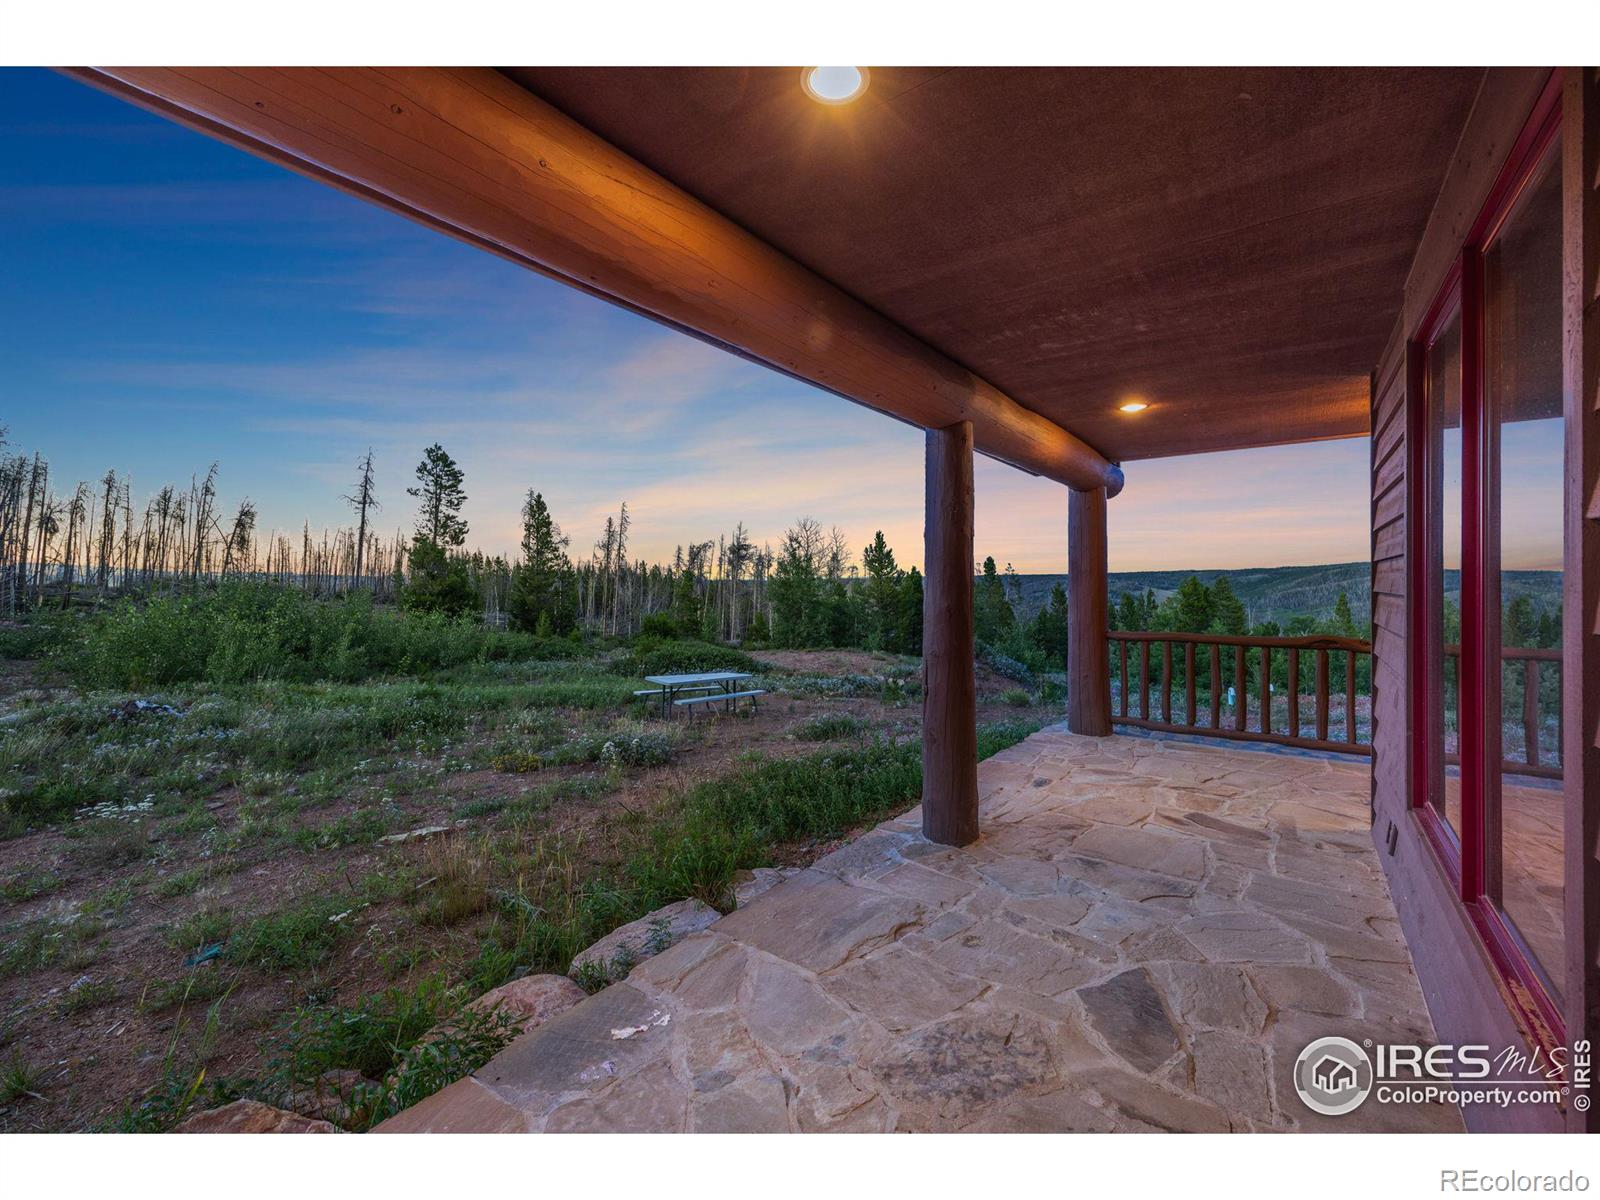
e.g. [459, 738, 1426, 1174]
[1523, 658, 1540, 769]
[1447, 649, 1459, 754]
[1315, 649, 1329, 741]
[1233, 644, 1246, 732]
[1119, 639, 1129, 718]
[1260, 645, 1272, 736]
[1098, 633, 1381, 761]
[1287, 647, 1300, 739]
[1555, 659, 1563, 767]
[1209, 644, 1221, 729]
[1139, 641, 1150, 720]
[1161, 640, 1172, 725]
[1346, 649, 1358, 744]
[1184, 642, 1196, 727]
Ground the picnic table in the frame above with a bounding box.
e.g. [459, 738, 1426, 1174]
[637, 671, 760, 718]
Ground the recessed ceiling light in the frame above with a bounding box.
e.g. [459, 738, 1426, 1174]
[803, 66, 869, 105]
[1118, 400, 1150, 414]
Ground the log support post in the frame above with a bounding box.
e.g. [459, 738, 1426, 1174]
[922, 422, 979, 846]
[1067, 486, 1112, 736]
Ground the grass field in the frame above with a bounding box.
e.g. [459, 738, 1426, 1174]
[0, 591, 1052, 1131]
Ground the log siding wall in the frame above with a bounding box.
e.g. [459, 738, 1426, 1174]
[1367, 67, 1570, 1134]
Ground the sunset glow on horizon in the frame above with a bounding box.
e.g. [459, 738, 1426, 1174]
[2, 69, 1375, 577]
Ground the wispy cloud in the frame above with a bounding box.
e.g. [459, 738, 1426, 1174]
[2, 67, 1375, 579]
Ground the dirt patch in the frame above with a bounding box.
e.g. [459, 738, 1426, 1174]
[754, 648, 905, 676]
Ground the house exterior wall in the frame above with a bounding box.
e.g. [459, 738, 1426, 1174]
[1368, 66, 1596, 1134]
[1559, 66, 1600, 1136]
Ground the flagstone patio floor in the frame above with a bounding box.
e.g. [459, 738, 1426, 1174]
[378, 728, 1462, 1133]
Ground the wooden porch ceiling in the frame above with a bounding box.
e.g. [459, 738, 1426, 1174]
[505, 67, 1486, 461]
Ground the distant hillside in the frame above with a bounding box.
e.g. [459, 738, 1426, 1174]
[997, 563, 1562, 628]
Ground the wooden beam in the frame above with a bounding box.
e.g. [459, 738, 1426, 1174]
[1561, 64, 1600, 1136]
[1067, 486, 1111, 736]
[65, 67, 1123, 495]
[922, 422, 979, 847]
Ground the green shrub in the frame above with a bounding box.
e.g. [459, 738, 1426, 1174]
[57, 977, 117, 1015]
[545, 724, 679, 769]
[632, 639, 761, 677]
[58, 583, 577, 689]
[138, 969, 237, 1012]
[1, 870, 62, 903]
[1, 916, 107, 975]
[623, 740, 922, 906]
[269, 976, 456, 1084]
[0, 617, 69, 660]
[976, 719, 1046, 758]
[794, 714, 867, 742]
[357, 1004, 522, 1129]
[979, 645, 1037, 686]
[489, 750, 543, 774]
[226, 896, 349, 971]
[260, 975, 522, 1130]
[399, 538, 476, 618]
[1000, 688, 1032, 707]
[167, 908, 233, 954]
[637, 613, 681, 639]
[520, 680, 639, 709]
[1, 1056, 45, 1104]
[290, 807, 393, 851]
[153, 868, 210, 899]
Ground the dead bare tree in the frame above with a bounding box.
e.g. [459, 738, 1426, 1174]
[219, 498, 257, 579]
[344, 448, 380, 589]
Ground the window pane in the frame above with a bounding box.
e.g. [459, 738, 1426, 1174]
[1484, 152, 1564, 1001]
[1428, 308, 1463, 839]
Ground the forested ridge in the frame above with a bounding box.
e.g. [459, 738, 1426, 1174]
[1, 433, 1561, 679]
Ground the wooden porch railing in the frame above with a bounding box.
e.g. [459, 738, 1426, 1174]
[1441, 644, 1564, 781]
[1106, 631, 1564, 778]
[1108, 631, 1371, 756]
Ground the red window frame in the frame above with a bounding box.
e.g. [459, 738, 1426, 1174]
[1407, 70, 1565, 1047]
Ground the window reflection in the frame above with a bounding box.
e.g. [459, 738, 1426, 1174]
[1426, 308, 1463, 839]
[1484, 152, 1564, 1002]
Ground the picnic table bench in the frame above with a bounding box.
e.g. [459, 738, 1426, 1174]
[641, 671, 765, 719]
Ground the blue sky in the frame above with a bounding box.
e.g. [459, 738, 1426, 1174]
[0, 67, 1383, 573]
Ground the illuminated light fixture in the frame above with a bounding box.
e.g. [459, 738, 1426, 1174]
[1118, 400, 1151, 414]
[803, 66, 868, 105]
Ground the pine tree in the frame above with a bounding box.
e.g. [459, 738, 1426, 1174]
[770, 517, 823, 647]
[1536, 605, 1560, 648]
[1031, 582, 1069, 661]
[1209, 576, 1247, 635]
[1172, 575, 1214, 633]
[896, 567, 925, 655]
[861, 530, 901, 651]
[975, 556, 1014, 644]
[509, 490, 573, 634]
[1115, 591, 1145, 632]
[407, 443, 468, 548]
[1332, 589, 1360, 639]
[401, 536, 474, 615]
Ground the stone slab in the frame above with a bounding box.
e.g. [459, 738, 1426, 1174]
[569, 899, 721, 984]
[710, 870, 925, 973]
